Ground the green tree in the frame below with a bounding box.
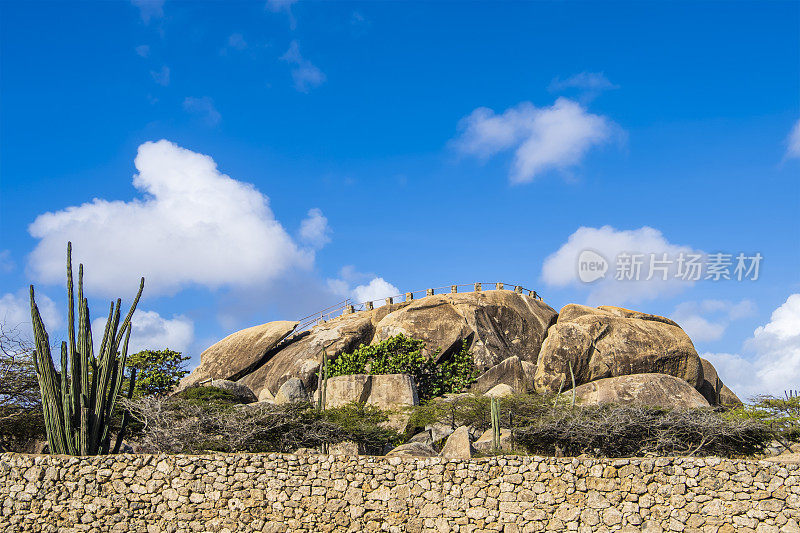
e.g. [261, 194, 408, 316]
[126, 349, 190, 398]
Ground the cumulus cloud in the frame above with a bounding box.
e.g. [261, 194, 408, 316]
[786, 119, 800, 159]
[541, 225, 702, 305]
[183, 96, 221, 126]
[0, 289, 60, 335]
[327, 266, 399, 306]
[705, 294, 800, 400]
[28, 139, 317, 297]
[150, 66, 170, 86]
[92, 310, 194, 355]
[299, 208, 331, 249]
[281, 41, 325, 93]
[454, 98, 618, 183]
[135, 45, 150, 58]
[549, 72, 618, 93]
[671, 299, 756, 342]
[131, 0, 164, 23]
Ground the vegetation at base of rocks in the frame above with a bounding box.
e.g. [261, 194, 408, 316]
[723, 393, 800, 444]
[174, 385, 247, 406]
[327, 334, 478, 401]
[124, 349, 190, 398]
[410, 393, 773, 458]
[124, 391, 401, 454]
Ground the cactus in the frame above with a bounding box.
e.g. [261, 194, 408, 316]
[317, 347, 329, 411]
[490, 396, 501, 451]
[568, 361, 576, 408]
[29, 242, 144, 455]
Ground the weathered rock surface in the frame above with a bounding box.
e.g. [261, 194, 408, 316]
[237, 310, 385, 398]
[697, 357, 742, 407]
[567, 373, 711, 408]
[535, 305, 703, 393]
[373, 290, 557, 370]
[439, 426, 473, 460]
[484, 383, 514, 398]
[472, 355, 535, 393]
[207, 379, 257, 403]
[473, 428, 513, 453]
[274, 377, 309, 404]
[384, 442, 437, 458]
[320, 373, 418, 431]
[181, 321, 297, 388]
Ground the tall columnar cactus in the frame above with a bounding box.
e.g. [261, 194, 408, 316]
[490, 396, 501, 451]
[317, 347, 329, 411]
[29, 242, 144, 455]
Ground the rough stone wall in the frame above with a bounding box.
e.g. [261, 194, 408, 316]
[2, 452, 799, 533]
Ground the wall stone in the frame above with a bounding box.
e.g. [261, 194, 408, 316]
[2, 452, 799, 532]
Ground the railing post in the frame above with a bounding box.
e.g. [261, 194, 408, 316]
[474, 283, 481, 292]
[343, 305, 355, 315]
[405, 292, 414, 302]
[496, 282, 503, 291]
[514, 285, 523, 294]
[385, 297, 394, 305]
[426, 288, 434, 297]
[365, 301, 374, 311]
[451, 285, 458, 293]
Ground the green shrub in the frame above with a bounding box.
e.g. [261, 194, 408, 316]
[125, 349, 190, 398]
[328, 335, 477, 401]
[174, 386, 245, 406]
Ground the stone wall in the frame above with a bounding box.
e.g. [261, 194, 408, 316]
[1, 452, 799, 532]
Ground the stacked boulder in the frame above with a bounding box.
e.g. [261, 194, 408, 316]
[179, 289, 741, 422]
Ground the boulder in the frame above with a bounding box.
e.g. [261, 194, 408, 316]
[473, 428, 513, 453]
[320, 373, 418, 431]
[238, 309, 388, 399]
[208, 379, 257, 403]
[439, 426, 474, 460]
[274, 377, 309, 404]
[180, 321, 297, 388]
[567, 373, 711, 409]
[472, 356, 534, 394]
[385, 442, 438, 458]
[534, 305, 703, 393]
[484, 384, 514, 398]
[697, 358, 742, 407]
[372, 290, 557, 371]
[258, 387, 276, 403]
[409, 430, 434, 447]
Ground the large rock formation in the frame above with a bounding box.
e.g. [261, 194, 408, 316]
[567, 373, 711, 409]
[697, 358, 742, 407]
[534, 305, 703, 393]
[320, 373, 418, 431]
[471, 356, 536, 394]
[372, 291, 557, 370]
[181, 321, 297, 388]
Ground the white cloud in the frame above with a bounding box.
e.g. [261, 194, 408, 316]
[541, 225, 702, 305]
[92, 310, 194, 355]
[326, 266, 399, 306]
[0, 289, 60, 335]
[671, 299, 756, 342]
[786, 119, 800, 159]
[131, 0, 164, 23]
[454, 98, 618, 183]
[150, 65, 170, 86]
[28, 139, 317, 297]
[549, 72, 618, 93]
[183, 96, 221, 126]
[705, 294, 800, 400]
[281, 41, 325, 93]
[299, 208, 331, 249]
[135, 45, 150, 58]
[352, 278, 400, 305]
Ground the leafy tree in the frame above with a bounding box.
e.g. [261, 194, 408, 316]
[0, 323, 45, 451]
[125, 349, 190, 398]
[327, 334, 477, 401]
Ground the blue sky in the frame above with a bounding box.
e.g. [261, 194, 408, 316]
[1, 0, 798, 398]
